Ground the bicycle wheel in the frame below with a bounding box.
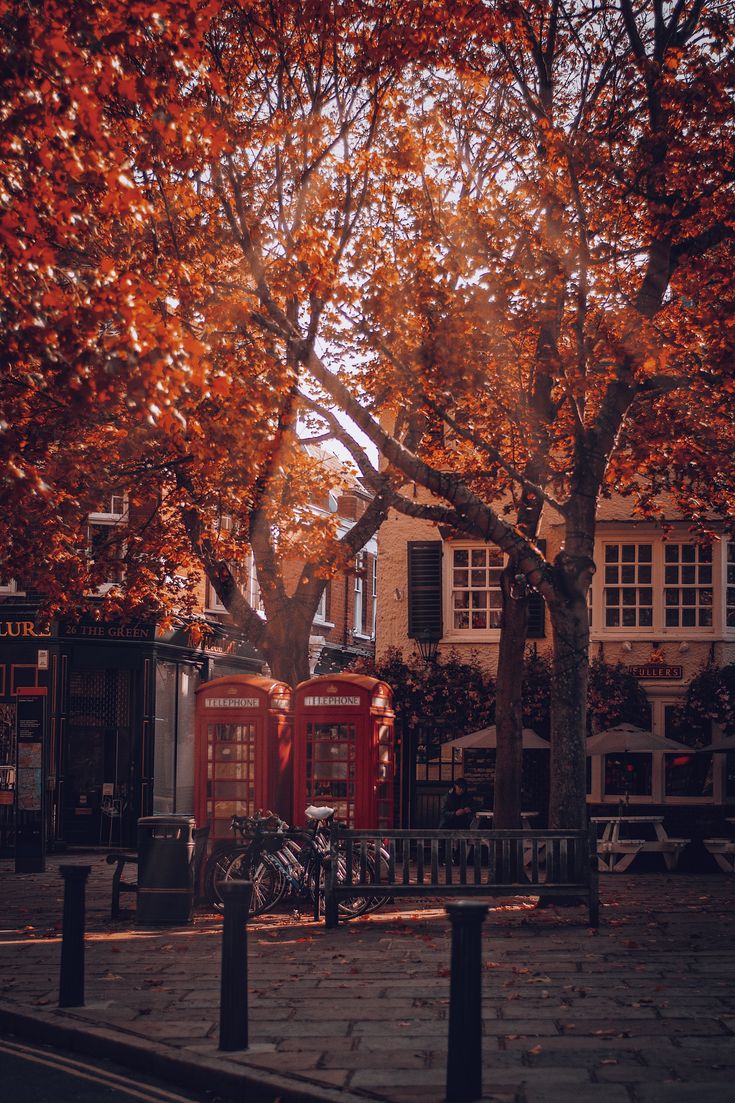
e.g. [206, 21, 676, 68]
[310, 849, 375, 919]
[203, 847, 247, 911]
[225, 851, 286, 917]
[204, 847, 285, 917]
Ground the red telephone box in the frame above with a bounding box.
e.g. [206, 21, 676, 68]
[195, 675, 292, 844]
[293, 674, 395, 829]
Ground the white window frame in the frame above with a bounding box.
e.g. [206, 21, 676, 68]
[87, 495, 128, 592]
[663, 542, 714, 629]
[726, 542, 735, 633]
[655, 695, 719, 805]
[313, 582, 334, 629]
[371, 556, 378, 637]
[205, 579, 227, 613]
[245, 553, 265, 616]
[443, 542, 503, 641]
[205, 553, 265, 618]
[591, 530, 723, 640]
[600, 541, 654, 631]
[353, 566, 365, 636]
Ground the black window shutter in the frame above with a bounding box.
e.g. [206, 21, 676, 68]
[526, 538, 546, 638]
[407, 541, 443, 638]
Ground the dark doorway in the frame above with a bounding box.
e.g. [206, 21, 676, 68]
[63, 669, 134, 845]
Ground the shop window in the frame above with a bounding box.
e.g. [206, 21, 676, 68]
[603, 544, 653, 628]
[664, 702, 709, 747]
[154, 662, 198, 815]
[664, 543, 713, 627]
[176, 669, 196, 813]
[665, 751, 713, 798]
[153, 663, 177, 814]
[451, 545, 503, 631]
[603, 753, 652, 797]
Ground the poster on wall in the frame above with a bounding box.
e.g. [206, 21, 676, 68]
[15, 689, 47, 873]
[17, 743, 42, 810]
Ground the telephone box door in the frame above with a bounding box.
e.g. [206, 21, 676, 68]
[303, 716, 361, 827]
[293, 675, 394, 829]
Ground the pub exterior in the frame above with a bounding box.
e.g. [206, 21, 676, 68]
[376, 492, 735, 835]
[0, 604, 261, 856]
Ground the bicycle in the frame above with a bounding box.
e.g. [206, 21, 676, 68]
[203, 812, 287, 917]
[204, 806, 382, 919]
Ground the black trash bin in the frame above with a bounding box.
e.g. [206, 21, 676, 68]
[136, 815, 196, 924]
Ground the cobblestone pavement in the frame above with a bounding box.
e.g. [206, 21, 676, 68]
[1, 853, 734, 1103]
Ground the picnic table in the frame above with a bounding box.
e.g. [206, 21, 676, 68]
[703, 818, 735, 873]
[474, 811, 538, 829]
[591, 815, 690, 873]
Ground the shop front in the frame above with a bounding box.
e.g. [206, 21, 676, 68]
[0, 609, 262, 855]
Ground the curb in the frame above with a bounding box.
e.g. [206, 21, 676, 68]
[0, 1001, 378, 1103]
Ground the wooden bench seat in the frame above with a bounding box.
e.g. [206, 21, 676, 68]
[106, 824, 210, 919]
[106, 850, 138, 918]
[323, 825, 599, 929]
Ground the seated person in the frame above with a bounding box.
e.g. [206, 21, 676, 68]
[438, 777, 477, 829]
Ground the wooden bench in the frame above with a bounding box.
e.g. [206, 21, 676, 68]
[323, 824, 600, 929]
[106, 824, 210, 919]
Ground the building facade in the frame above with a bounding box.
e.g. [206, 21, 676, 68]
[376, 494, 735, 828]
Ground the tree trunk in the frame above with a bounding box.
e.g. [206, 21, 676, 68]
[258, 611, 313, 686]
[547, 555, 593, 829]
[493, 565, 528, 828]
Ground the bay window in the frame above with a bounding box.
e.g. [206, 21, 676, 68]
[596, 536, 728, 636]
[663, 543, 712, 627]
[603, 543, 653, 628]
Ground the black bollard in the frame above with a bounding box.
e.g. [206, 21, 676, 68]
[58, 864, 92, 1008]
[445, 900, 489, 1103]
[218, 880, 253, 1052]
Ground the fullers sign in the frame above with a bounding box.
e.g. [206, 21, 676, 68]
[305, 695, 361, 707]
[628, 664, 683, 680]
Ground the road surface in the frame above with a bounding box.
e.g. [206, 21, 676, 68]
[0, 1034, 234, 1103]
